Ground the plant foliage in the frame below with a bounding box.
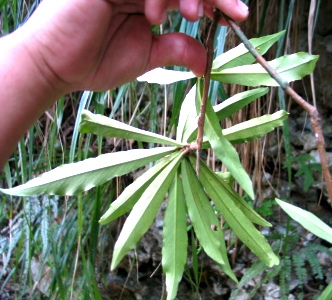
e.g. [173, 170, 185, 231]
[0, 32, 319, 299]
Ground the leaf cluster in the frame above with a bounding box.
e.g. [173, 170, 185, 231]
[0, 31, 319, 299]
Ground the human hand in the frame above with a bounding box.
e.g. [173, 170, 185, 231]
[0, 0, 248, 168]
[16, 0, 248, 94]
[146, 0, 249, 25]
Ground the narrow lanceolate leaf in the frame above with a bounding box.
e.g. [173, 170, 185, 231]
[181, 159, 236, 281]
[211, 53, 319, 87]
[176, 85, 198, 143]
[196, 80, 254, 199]
[111, 151, 184, 270]
[201, 110, 288, 148]
[276, 199, 332, 244]
[188, 156, 271, 227]
[186, 88, 269, 144]
[79, 110, 183, 147]
[99, 151, 179, 225]
[222, 110, 288, 144]
[137, 67, 195, 84]
[212, 31, 285, 71]
[162, 171, 188, 300]
[0, 147, 176, 196]
[318, 281, 332, 300]
[214, 88, 269, 121]
[194, 157, 279, 267]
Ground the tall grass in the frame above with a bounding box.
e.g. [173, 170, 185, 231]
[0, 0, 325, 299]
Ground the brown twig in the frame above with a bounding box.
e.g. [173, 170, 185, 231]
[196, 8, 222, 175]
[222, 13, 332, 207]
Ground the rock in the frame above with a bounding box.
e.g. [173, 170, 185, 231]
[309, 150, 332, 167]
[324, 267, 332, 283]
[233, 289, 249, 300]
[261, 283, 280, 300]
[296, 113, 312, 132]
[212, 282, 224, 296]
[321, 118, 332, 138]
[303, 133, 318, 151]
[30, 257, 51, 297]
[318, 249, 332, 267]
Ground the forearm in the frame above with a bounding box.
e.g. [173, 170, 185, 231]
[0, 31, 65, 168]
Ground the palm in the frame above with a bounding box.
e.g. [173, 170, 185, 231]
[22, 0, 247, 93]
[25, 0, 154, 91]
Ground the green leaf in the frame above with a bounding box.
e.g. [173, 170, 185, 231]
[201, 110, 288, 148]
[181, 158, 236, 281]
[211, 53, 319, 87]
[0, 147, 176, 196]
[212, 31, 286, 71]
[196, 80, 254, 199]
[288, 154, 322, 192]
[176, 85, 198, 143]
[111, 151, 184, 270]
[162, 171, 188, 300]
[185, 88, 269, 144]
[79, 110, 183, 147]
[99, 151, 179, 225]
[188, 156, 271, 227]
[317, 280, 332, 300]
[194, 157, 279, 267]
[216, 172, 234, 186]
[276, 199, 332, 244]
[137, 67, 195, 84]
[214, 88, 269, 120]
[221, 110, 288, 144]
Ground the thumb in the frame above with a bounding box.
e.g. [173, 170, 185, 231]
[147, 33, 207, 77]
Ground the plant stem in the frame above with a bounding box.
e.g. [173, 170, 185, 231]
[222, 13, 332, 207]
[196, 8, 221, 175]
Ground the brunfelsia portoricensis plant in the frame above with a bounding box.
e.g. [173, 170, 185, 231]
[0, 31, 318, 299]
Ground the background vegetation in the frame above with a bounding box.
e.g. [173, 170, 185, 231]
[0, 0, 331, 299]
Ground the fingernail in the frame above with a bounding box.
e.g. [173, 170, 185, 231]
[237, 0, 249, 16]
[198, 2, 204, 17]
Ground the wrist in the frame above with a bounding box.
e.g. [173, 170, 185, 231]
[0, 31, 66, 167]
[13, 26, 72, 97]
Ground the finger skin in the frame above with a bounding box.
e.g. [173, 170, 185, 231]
[145, 0, 248, 25]
[204, 0, 248, 25]
[148, 32, 207, 77]
[179, 0, 204, 22]
[145, 0, 178, 24]
[0, 0, 248, 168]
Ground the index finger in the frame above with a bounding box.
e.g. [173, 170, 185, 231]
[144, 0, 248, 25]
[145, 0, 178, 25]
[203, 0, 248, 25]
